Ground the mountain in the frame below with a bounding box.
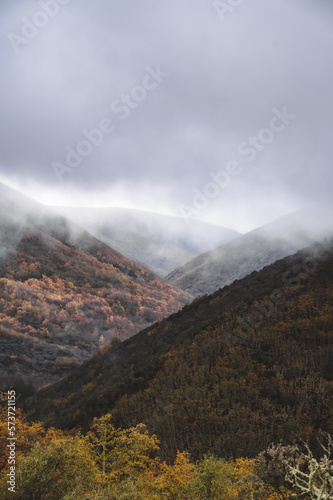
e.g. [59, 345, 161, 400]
[24, 237, 333, 462]
[0, 183, 190, 388]
[166, 206, 333, 297]
[52, 206, 240, 277]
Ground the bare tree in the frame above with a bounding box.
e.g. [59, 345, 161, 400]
[285, 433, 333, 499]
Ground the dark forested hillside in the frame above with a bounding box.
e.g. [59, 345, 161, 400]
[25, 238, 333, 462]
[0, 184, 190, 388]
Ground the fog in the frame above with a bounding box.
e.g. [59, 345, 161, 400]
[0, 0, 332, 232]
[0, 182, 94, 260]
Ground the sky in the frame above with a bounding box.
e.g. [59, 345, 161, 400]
[0, 0, 332, 233]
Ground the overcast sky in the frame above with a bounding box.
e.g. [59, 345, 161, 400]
[0, 0, 332, 232]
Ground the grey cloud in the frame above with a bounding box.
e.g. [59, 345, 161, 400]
[0, 0, 332, 231]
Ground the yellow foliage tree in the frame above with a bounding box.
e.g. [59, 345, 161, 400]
[0, 435, 100, 500]
[229, 457, 287, 499]
[139, 451, 195, 499]
[0, 392, 65, 474]
[85, 414, 159, 483]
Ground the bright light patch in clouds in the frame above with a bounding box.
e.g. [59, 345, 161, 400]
[0, 0, 332, 232]
[0, 171, 177, 219]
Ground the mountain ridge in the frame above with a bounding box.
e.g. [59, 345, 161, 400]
[166, 205, 333, 296]
[0, 183, 190, 388]
[52, 205, 241, 277]
[24, 237, 333, 461]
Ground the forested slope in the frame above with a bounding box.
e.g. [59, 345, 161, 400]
[0, 184, 190, 388]
[25, 238, 333, 462]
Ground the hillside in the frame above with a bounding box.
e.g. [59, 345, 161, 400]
[167, 205, 333, 297]
[24, 237, 333, 462]
[53, 206, 240, 277]
[0, 183, 190, 388]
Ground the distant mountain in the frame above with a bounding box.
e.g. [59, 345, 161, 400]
[52, 206, 240, 277]
[167, 206, 333, 297]
[24, 238, 333, 461]
[0, 183, 190, 388]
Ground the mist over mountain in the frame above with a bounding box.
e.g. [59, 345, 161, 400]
[24, 237, 333, 461]
[167, 205, 333, 297]
[0, 1, 332, 496]
[52, 206, 240, 277]
[0, 183, 190, 388]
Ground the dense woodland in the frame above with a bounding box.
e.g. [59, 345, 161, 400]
[24, 240, 333, 469]
[0, 221, 189, 387]
[1, 187, 332, 498]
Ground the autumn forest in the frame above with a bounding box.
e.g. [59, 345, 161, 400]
[0, 185, 332, 499]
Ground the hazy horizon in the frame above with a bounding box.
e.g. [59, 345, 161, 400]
[1, 0, 332, 232]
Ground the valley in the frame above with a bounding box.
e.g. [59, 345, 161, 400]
[1, 2, 332, 496]
[53, 206, 240, 277]
[0, 184, 190, 388]
[24, 237, 333, 462]
[1, 187, 332, 499]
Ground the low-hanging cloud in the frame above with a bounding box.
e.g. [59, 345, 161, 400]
[0, 0, 332, 231]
